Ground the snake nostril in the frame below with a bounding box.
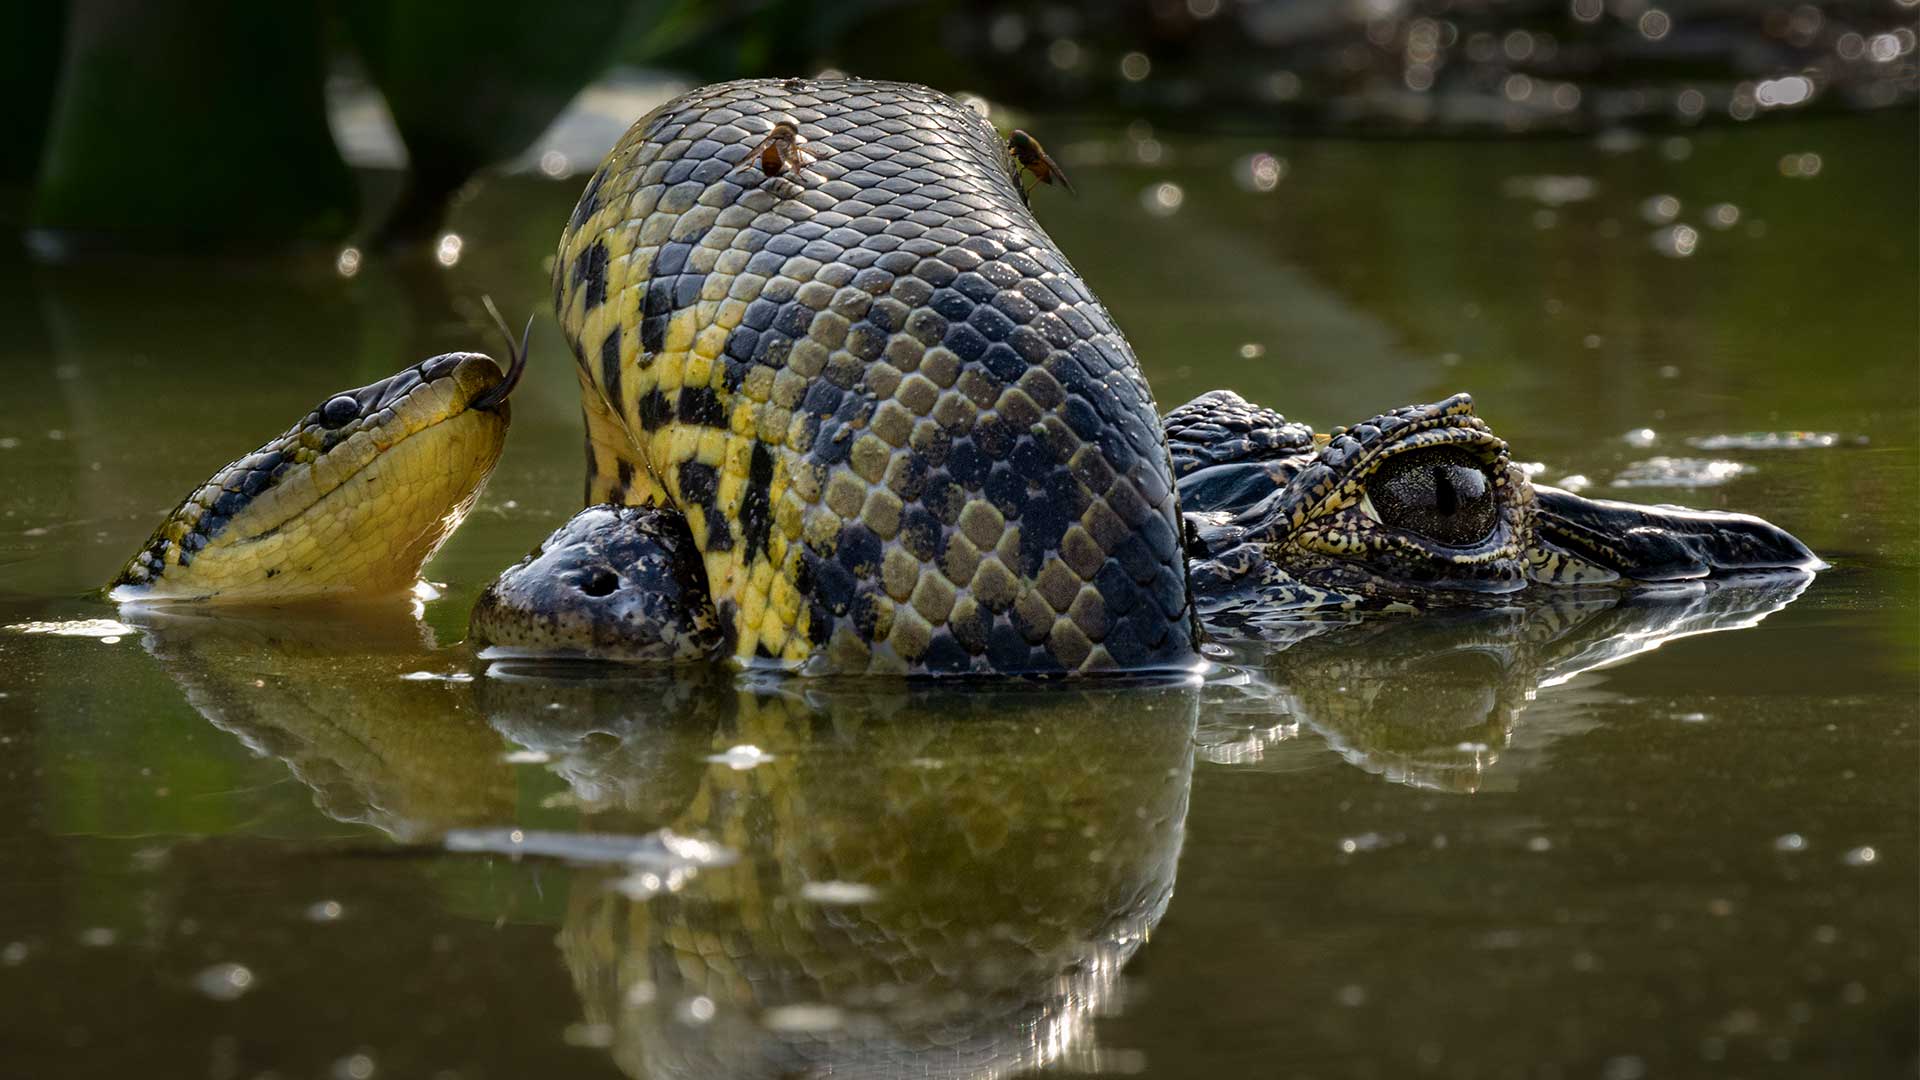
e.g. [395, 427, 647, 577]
[575, 567, 619, 598]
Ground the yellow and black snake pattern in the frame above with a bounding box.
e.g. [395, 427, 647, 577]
[553, 79, 1196, 676]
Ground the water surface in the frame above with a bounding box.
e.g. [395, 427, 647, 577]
[1, 111, 1914, 1077]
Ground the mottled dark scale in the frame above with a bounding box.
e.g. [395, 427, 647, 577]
[679, 461, 719, 508]
[575, 240, 609, 310]
[737, 442, 775, 562]
[638, 389, 672, 431]
[678, 387, 727, 428]
[600, 328, 624, 400]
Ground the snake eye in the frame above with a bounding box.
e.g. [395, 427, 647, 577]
[1365, 446, 1498, 547]
[319, 394, 360, 429]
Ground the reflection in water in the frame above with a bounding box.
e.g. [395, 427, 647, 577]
[117, 571, 1811, 1075]
[121, 604, 516, 840]
[482, 675, 1197, 1080]
[1202, 573, 1813, 792]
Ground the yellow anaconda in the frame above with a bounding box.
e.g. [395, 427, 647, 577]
[552, 79, 1195, 676]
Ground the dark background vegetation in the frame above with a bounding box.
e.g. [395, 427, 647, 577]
[2, 0, 1912, 251]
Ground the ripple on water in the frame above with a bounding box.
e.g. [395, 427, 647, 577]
[1687, 431, 1845, 451]
[1611, 457, 1748, 488]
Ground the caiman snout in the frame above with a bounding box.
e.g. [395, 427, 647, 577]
[1531, 486, 1823, 582]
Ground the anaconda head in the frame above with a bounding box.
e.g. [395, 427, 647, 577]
[1171, 390, 1820, 613]
[112, 347, 524, 605]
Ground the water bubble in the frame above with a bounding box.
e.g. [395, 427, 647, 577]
[1047, 38, 1081, 71]
[1773, 833, 1807, 852]
[1756, 76, 1814, 109]
[1570, 0, 1602, 22]
[1527, 836, 1553, 852]
[1705, 203, 1741, 229]
[1778, 153, 1823, 178]
[1140, 182, 1185, 217]
[332, 1053, 376, 1080]
[1503, 175, 1597, 207]
[1652, 224, 1699, 258]
[502, 750, 550, 764]
[538, 150, 571, 179]
[1583, 334, 1604, 349]
[1676, 88, 1706, 117]
[800, 880, 880, 904]
[1638, 9, 1671, 40]
[306, 900, 345, 922]
[78, 927, 117, 947]
[1868, 33, 1901, 62]
[1238, 342, 1266, 359]
[195, 963, 256, 1002]
[1622, 428, 1659, 448]
[335, 247, 363, 278]
[1, 942, 29, 966]
[1639, 195, 1681, 225]
[1187, 0, 1221, 16]
[1263, 71, 1302, 102]
[1661, 136, 1692, 161]
[1119, 52, 1151, 82]
[1234, 153, 1286, 193]
[706, 744, 776, 771]
[680, 996, 717, 1024]
[1503, 74, 1533, 102]
[987, 13, 1025, 53]
[1842, 845, 1877, 866]
[1335, 984, 1368, 1006]
[762, 1004, 846, 1032]
[434, 233, 464, 267]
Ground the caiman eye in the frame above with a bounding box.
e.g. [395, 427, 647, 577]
[1365, 446, 1498, 547]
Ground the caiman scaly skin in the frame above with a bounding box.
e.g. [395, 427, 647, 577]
[551, 78, 1195, 675]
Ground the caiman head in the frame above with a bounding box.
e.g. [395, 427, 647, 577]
[1170, 391, 1820, 613]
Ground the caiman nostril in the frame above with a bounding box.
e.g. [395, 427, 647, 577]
[576, 566, 619, 597]
[320, 394, 360, 428]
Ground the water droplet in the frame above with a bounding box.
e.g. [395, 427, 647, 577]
[800, 880, 880, 905]
[195, 962, 255, 1001]
[1842, 845, 1877, 866]
[306, 900, 345, 922]
[762, 1004, 846, 1032]
[706, 744, 775, 770]
[1140, 182, 1185, 217]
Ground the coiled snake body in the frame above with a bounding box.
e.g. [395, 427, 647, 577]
[550, 79, 1193, 675]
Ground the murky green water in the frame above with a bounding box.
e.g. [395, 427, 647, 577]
[2, 112, 1914, 1078]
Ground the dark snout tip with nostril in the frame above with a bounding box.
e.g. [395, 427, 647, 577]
[1533, 485, 1823, 581]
